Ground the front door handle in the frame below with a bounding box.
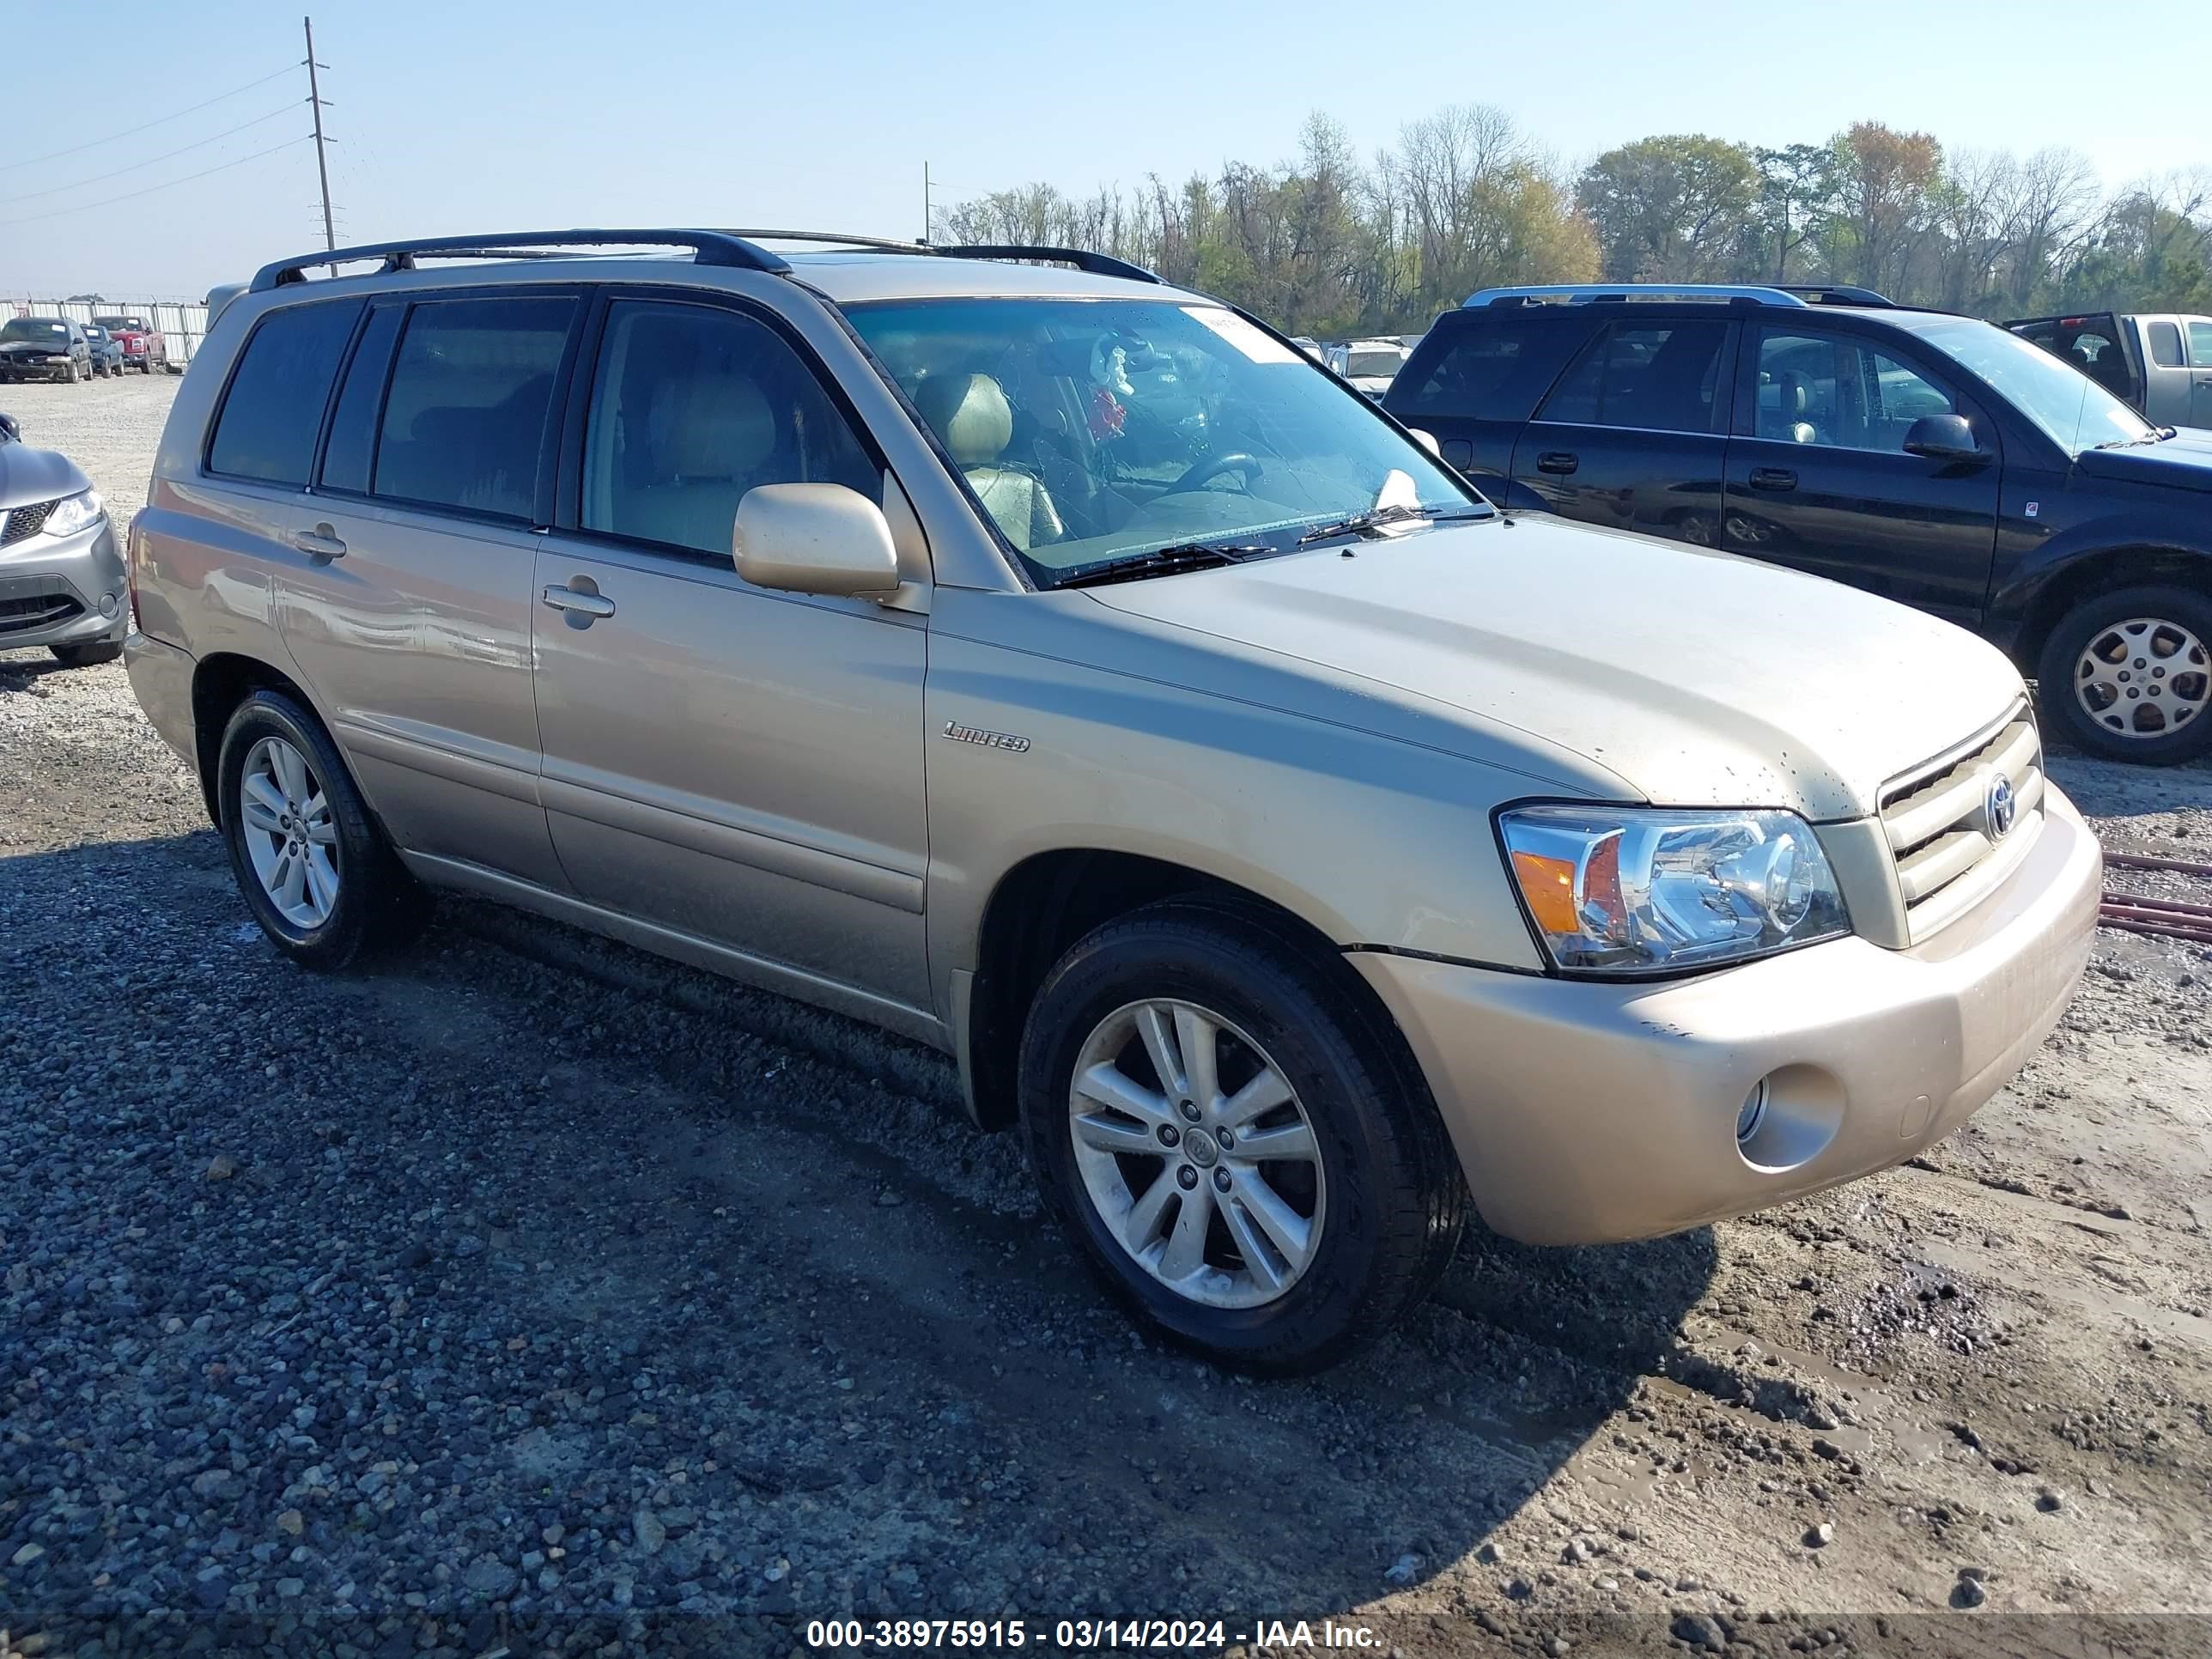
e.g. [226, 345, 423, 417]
[1748, 467, 1798, 491]
[1534, 451, 1579, 475]
[541, 583, 616, 621]
[290, 523, 346, 560]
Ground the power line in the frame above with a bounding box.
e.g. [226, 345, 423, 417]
[0, 136, 313, 229]
[0, 105, 302, 205]
[0, 65, 299, 172]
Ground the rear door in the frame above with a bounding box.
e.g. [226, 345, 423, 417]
[278, 286, 581, 890]
[2189, 320, 2212, 427]
[1506, 314, 1736, 546]
[1723, 321, 1999, 625]
[1383, 310, 1593, 502]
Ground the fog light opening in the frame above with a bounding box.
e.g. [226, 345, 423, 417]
[1735, 1079, 1771, 1146]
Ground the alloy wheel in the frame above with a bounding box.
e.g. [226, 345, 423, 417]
[238, 736, 340, 929]
[1066, 998, 1326, 1310]
[2074, 617, 2211, 739]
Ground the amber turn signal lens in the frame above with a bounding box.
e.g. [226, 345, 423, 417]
[1510, 849, 1580, 934]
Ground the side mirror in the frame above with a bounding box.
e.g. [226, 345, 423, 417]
[732, 483, 902, 598]
[0, 412, 18, 444]
[1902, 413, 1987, 464]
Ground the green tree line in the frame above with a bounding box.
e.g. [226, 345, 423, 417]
[935, 111, 2212, 338]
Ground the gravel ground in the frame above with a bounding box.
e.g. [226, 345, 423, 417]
[3, 377, 2210, 1658]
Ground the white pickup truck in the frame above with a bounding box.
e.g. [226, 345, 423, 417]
[2006, 310, 2212, 428]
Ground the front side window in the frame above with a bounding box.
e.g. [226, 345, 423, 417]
[846, 297, 1482, 585]
[373, 295, 574, 521]
[1751, 330, 1958, 453]
[2147, 322, 2184, 368]
[580, 301, 878, 558]
[206, 300, 362, 485]
[1539, 321, 1729, 434]
[2191, 322, 2212, 370]
[1910, 318, 2150, 454]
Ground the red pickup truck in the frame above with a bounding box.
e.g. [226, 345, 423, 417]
[88, 313, 171, 374]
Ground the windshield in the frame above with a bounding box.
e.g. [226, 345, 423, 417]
[2, 319, 69, 342]
[92, 316, 143, 331]
[1346, 349, 1405, 380]
[846, 297, 1482, 584]
[1916, 318, 2154, 454]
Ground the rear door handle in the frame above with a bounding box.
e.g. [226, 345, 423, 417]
[1748, 467, 1797, 491]
[1534, 451, 1578, 475]
[290, 524, 346, 560]
[541, 584, 616, 620]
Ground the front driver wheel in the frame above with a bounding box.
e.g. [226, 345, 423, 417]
[216, 690, 427, 969]
[2037, 585, 2212, 764]
[1018, 901, 1464, 1373]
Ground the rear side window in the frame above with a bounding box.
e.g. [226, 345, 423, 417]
[373, 295, 574, 521]
[1538, 320, 1730, 434]
[2191, 322, 2212, 369]
[205, 301, 362, 484]
[2145, 321, 2184, 368]
[1394, 314, 1589, 422]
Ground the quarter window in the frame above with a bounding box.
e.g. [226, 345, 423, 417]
[1751, 331, 1958, 453]
[2145, 321, 2184, 368]
[206, 300, 362, 485]
[1537, 321, 1729, 434]
[372, 296, 574, 521]
[2190, 322, 2212, 369]
[1395, 314, 1591, 422]
[580, 301, 878, 559]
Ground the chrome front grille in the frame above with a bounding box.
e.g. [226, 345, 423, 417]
[1880, 703, 2045, 942]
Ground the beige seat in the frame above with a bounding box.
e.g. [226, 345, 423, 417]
[616, 371, 780, 556]
[915, 374, 1063, 551]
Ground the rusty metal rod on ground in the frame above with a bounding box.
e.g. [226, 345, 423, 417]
[2104, 851, 2212, 878]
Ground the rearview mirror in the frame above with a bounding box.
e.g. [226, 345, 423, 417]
[732, 483, 903, 598]
[1902, 413, 1986, 464]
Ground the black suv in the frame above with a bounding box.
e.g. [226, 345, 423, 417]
[1385, 283, 2212, 765]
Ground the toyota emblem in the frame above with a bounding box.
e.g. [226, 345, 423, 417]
[1984, 774, 2017, 839]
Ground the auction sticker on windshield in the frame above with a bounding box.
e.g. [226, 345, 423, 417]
[1183, 307, 1302, 364]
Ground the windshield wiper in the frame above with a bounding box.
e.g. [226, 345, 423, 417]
[1296, 504, 1491, 544]
[1052, 540, 1273, 590]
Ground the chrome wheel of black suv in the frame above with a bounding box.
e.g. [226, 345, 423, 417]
[2039, 586, 2212, 765]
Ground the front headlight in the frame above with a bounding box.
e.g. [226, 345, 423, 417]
[40, 489, 105, 538]
[1500, 805, 1850, 975]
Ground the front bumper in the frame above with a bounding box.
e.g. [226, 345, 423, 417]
[0, 515, 128, 651]
[0, 359, 76, 382]
[1355, 785, 2101, 1245]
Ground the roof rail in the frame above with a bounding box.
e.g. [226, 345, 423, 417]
[934, 245, 1164, 284]
[1777, 284, 1894, 307]
[248, 229, 793, 292]
[712, 228, 927, 252]
[1464, 283, 1811, 308]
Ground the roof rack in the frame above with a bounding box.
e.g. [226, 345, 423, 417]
[1464, 283, 1811, 308]
[934, 245, 1164, 284]
[1776, 284, 1895, 307]
[712, 228, 927, 253]
[249, 229, 793, 292]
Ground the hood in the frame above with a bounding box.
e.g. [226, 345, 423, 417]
[0, 339, 70, 356]
[1083, 517, 2025, 821]
[2073, 428, 2212, 495]
[0, 443, 92, 512]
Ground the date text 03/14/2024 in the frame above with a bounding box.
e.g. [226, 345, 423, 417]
[805, 1617, 1384, 1650]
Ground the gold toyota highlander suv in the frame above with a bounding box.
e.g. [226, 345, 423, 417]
[125, 230, 2100, 1370]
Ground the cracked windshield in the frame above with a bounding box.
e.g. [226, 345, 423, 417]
[847, 297, 1483, 584]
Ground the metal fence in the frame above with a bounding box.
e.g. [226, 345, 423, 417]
[5, 297, 211, 365]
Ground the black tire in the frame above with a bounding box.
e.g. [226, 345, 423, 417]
[2036, 584, 2212, 765]
[50, 640, 123, 668]
[216, 690, 428, 969]
[1018, 899, 1465, 1373]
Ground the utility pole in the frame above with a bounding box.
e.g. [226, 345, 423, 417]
[304, 16, 335, 256]
[922, 161, 933, 245]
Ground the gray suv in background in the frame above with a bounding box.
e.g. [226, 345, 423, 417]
[125, 230, 2096, 1370]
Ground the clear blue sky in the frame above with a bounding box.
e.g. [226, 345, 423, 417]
[5, 0, 2204, 300]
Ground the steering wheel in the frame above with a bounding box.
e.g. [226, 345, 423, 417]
[1163, 452, 1263, 495]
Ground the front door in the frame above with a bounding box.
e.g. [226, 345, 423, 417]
[1723, 323, 2000, 627]
[530, 294, 932, 1012]
[1507, 316, 1735, 549]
